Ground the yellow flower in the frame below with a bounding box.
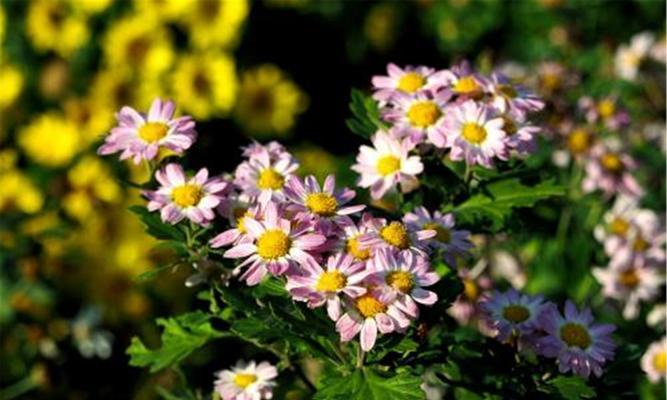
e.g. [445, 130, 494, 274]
[103, 15, 174, 77]
[26, 0, 90, 56]
[171, 51, 238, 119]
[64, 97, 114, 146]
[182, 0, 249, 49]
[364, 4, 398, 52]
[0, 169, 44, 214]
[38, 59, 71, 100]
[18, 113, 81, 167]
[0, 63, 24, 109]
[0, 6, 5, 44]
[68, 0, 112, 15]
[133, 0, 190, 22]
[91, 68, 165, 112]
[0, 149, 17, 171]
[62, 156, 121, 220]
[235, 64, 308, 137]
[21, 212, 61, 236]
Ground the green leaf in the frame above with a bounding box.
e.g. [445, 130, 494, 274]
[127, 311, 225, 372]
[315, 368, 425, 400]
[450, 178, 565, 231]
[545, 376, 596, 400]
[346, 89, 386, 138]
[129, 205, 186, 241]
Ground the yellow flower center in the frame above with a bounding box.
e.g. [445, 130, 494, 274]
[305, 192, 338, 217]
[600, 153, 623, 174]
[453, 75, 481, 94]
[502, 305, 530, 323]
[567, 128, 592, 155]
[502, 116, 517, 136]
[560, 323, 591, 349]
[653, 351, 666, 374]
[316, 270, 347, 292]
[235, 210, 252, 234]
[346, 236, 370, 260]
[256, 229, 291, 260]
[386, 271, 414, 294]
[376, 155, 401, 176]
[234, 373, 257, 389]
[380, 222, 410, 250]
[633, 236, 649, 252]
[257, 168, 285, 190]
[617, 268, 640, 288]
[397, 72, 426, 93]
[609, 218, 630, 237]
[356, 294, 387, 318]
[461, 123, 487, 144]
[597, 99, 616, 119]
[423, 222, 450, 243]
[463, 278, 479, 301]
[138, 122, 169, 143]
[407, 101, 442, 128]
[171, 184, 203, 208]
[498, 83, 517, 98]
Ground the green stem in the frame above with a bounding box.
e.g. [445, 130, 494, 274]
[0, 377, 38, 400]
[356, 345, 365, 368]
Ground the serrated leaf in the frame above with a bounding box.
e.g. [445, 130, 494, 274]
[546, 376, 596, 400]
[346, 89, 386, 138]
[129, 205, 186, 241]
[315, 368, 425, 400]
[450, 178, 565, 231]
[127, 311, 225, 372]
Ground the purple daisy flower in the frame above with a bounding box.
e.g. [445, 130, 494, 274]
[98, 98, 197, 164]
[537, 301, 616, 378]
[283, 174, 365, 235]
[480, 289, 550, 344]
[144, 163, 227, 225]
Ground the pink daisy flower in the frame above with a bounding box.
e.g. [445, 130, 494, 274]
[234, 146, 299, 204]
[501, 114, 542, 156]
[285, 253, 369, 321]
[582, 141, 643, 199]
[447, 265, 494, 329]
[593, 195, 645, 255]
[223, 202, 326, 285]
[144, 163, 227, 225]
[402, 207, 473, 267]
[283, 174, 365, 234]
[331, 214, 379, 262]
[242, 140, 289, 160]
[359, 218, 435, 258]
[439, 61, 486, 100]
[440, 100, 508, 167]
[367, 249, 439, 319]
[335, 287, 409, 351]
[98, 98, 197, 164]
[210, 202, 263, 248]
[609, 215, 666, 270]
[485, 73, 544, 121]
[382, 91, 451, 145]
[641, 337, 666, 383]
[214, 360, 277, 400]
[351, 130, 424, 199]
[371, 63, 443, 103]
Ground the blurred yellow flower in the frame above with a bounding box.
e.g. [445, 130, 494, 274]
[68, 0, 112, 15]
[183, 0, 249, 49]
[133, 0, 190, 22]
[91, 68, 164, 112]
[26, 0, 90, 56]
[235, 64, 308, 137]
[21, 212, 61, 237]
[0, 63, 24, 109]
[364, 4, 398, 52]
[292, 145, 338, 181]
[103, 15, 174, 77]
[0, 149, 18, 171]
[0, 6, 5, 44]
[62, 156, 122, 221]
[0, 169, 44, 214]
[64, 97, 114, 146]
[39, 59, 71, 100]
[18, 113, 81, 167]
[171, 51, 238, 119]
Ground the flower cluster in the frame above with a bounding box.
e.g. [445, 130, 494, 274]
[482, 289, 617, 378]
[354, 61, 544, 199]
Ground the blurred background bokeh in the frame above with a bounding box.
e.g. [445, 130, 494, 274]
[0, 0, 665, 398]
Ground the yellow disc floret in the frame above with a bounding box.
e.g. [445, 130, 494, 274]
[305, 193, 338, 217]
[256, 229, 291, 260]
[380, 222, 410, 250]
[567, 128, 592, 155]
[463, 278, 479, 301]
[633, 236, 649, 252]
[386, 271, 414, 294]
[316, 270, 347, 292]
[609, 218, 630, 237]
[346, 236, 371, 260]
[407, 101, 442, 128]
[600, 153, 623, 174]
[617, 268, 640, 288]
[653, 351, 666, 374]
[376, 155, 401, 176]
[597, 99, 615, 119]
[423, 222, 450, 243]
[397, 72, 426, 93]
[138, 122, 168, 143]
[461, 123, 487, 144]
[560, 323, 591, 349]
[234, 373, 257, 389]
[453, 76, 481, 95]
[257, 168, 285, 190]
[172, 184, 203, 208]
[502, 305, 530, 323]
[356, 294, 387, 318]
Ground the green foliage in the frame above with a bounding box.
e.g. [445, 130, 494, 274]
[346, 89, 387, 138]
[315, 368, 425, 400]
[449, 178, 565, 231]
[543, 376, 596, 400]
[129, 205, 186, 242]
[127, 311, 226, 372]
